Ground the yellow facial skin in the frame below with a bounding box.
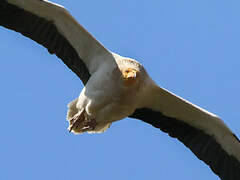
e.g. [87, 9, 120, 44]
[121, 68, 139, 86]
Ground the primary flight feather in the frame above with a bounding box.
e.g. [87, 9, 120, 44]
[0, 0, 240, 179]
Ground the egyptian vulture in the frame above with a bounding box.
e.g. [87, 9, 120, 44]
[0, 0, 239, 179]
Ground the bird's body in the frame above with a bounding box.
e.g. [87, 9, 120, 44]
[67, 53, 154, 133]
[1, 0, 240, 179]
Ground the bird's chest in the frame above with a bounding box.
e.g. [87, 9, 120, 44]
[78, 67, 139, 121]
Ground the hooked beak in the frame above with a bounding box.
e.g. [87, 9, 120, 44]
[122, 68, 139, 86]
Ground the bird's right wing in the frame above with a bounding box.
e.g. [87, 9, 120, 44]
[130, 85, 240, 180]
[0, 0, 116, 84]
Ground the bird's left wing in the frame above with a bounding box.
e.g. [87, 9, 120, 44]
[130, 85, 240, 180]
[0, 0, 116, 84]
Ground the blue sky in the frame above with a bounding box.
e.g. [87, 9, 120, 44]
[0, 1, 240, 180]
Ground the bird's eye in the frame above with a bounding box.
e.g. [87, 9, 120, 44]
[125, 70, 129, 73]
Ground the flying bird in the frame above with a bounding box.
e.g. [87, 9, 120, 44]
[0, 0, 240, 179]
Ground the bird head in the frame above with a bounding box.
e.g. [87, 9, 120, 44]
[121, 68, 139, 86]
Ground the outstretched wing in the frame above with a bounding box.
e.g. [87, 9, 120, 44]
[0, 0, 116, 84]
[130, 86, 240, 180]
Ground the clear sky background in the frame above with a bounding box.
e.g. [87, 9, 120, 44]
[0, 1, 240, 180]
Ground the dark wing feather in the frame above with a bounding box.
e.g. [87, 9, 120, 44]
[0, 0, 114, 84]
[0, 0, 90, 84]
[130, 108, 240, 180]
